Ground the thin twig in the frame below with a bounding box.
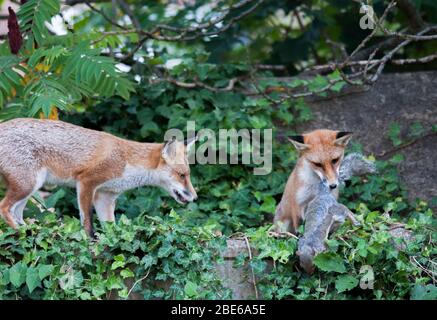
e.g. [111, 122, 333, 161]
[378, 131, 437, 158]
[150, 77, 238, 92]
[126, 267, 151, 299]
[410, 256, 436, 284]
[93, 0, 263, 44]
[306, 52, 437, 73]
[243, 235, 259, 300]
[346, 0, 397, 65]
[85, 1, 128, 30]
[267, 230, 299, 240]
[115, 0, 141, 30]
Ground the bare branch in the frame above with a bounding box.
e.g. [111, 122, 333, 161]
[115, 0, 141, 30]
[346, 0, 397, 64]
[92, 0, 263, 44]
[254, 64, 288, 72]
[378, 131, 437, 159]
[368, 25, 437, 83]
[150, 77, 239, 93]
[65, 0, 109, 5]
[308, 52, 437, 74]
[84, 1, 128, 30]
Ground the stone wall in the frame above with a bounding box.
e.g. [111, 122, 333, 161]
[291, 71, 437, 206]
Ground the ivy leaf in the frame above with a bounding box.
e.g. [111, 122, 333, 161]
[308, 75, 328, 92]
[26, 267, 41, 293]
[259, 196, 276, 214]
[9, 262, 27, 287]
[184, 281, 198, 297]
[59, 270, 84, 290]
[141, 255, 155, 268]
[388, 123, 402, 146]
[158, 241, 174, 258]
[330, 81, 346, 92]
[313, 253, 346, 273]
[408, 122, 424, 138]
[411, 284, 437, 300]
[111, 254, 126, 270]
[120, 269, 135, 279]
[38, 264, 54, 280]
[335, 275, 359, 293]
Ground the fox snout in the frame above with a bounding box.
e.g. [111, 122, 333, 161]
[172, 188, 197, 204]
[321, 174, 339, 190]
[171, 178, 198, 204]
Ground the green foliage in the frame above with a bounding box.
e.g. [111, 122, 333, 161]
[242, 200, 435, 300]
[0, 0, 435, 301]
[411, 284, 437, 300]
[0, 48, 433, 300]
[0, 2, 135, 118]
[18, 0, 60, 45]
[0, 56, 26, 107]
[314, 253, 347, 273]
[61, 43, 133, 100]
[2, 187, 433, 300]
[63, 57, 323, 234]
[0, 211, 230, 300]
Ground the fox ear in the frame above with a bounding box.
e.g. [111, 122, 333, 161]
[288, 135, 310, 151]
[162, 136, 177, 160]
[334, 131, 353, 147]
[184, 135, 197, 152]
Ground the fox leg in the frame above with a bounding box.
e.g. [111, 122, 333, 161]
[0, 195, 19, 229]
[10, 171, 46, 225]
[274, 198, 302, 234]
[0, 178, 37, 229]
[11, 197, 30, 225]
[76, 181, 97, 238]
[290, 203, 304, 234]
[93, 190, 118, 223]
[273, 201, 292, 233]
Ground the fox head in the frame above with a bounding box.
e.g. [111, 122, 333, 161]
[288, 130, 353, 190]
[159, 136, 198, 204]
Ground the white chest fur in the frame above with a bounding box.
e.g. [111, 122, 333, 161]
[296, 160, 321, 207]
[98, 164, 160, 193]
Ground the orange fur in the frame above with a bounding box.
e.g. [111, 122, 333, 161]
[274, 129, 352, 234]
[0, 118, 198, 238]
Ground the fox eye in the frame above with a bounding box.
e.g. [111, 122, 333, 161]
[332, 157, 340, 164]
[179, 173, 186, 179]
[312, 162, 323, 168]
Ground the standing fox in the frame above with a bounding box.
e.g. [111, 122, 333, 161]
[274, 129, 353, 234]
[0, 118, 197, 238]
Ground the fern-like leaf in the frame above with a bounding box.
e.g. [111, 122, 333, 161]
[24, 77, 70, 117]
[0, 56, 27, 108]
[18, 0, 60, 45]
[28, 45, 67, 69]
[62, 43, 135, 100]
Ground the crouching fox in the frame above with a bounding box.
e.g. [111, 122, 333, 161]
[0, 118, 197, 238]
[274, 129, 353, 234]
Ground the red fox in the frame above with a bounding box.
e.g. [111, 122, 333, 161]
[0, 118, 197, 238]
[274, 129, 353, 234]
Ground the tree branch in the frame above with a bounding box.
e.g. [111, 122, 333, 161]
[115, 0, 141, 30]
[84, 1, 128, 30]
[150, 77, 239, 93]
[92, 0, 263, 44]
[65, 0, 109, 5]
